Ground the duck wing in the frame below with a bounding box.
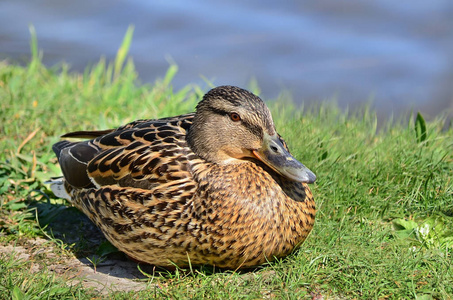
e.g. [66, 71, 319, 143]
[52, 113, 196, 191]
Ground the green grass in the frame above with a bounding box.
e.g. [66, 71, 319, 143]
[1, 30, 452, 299]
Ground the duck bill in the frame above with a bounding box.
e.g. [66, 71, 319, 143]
[252, 133, 316, 183]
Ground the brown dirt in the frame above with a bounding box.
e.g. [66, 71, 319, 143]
[0, 237, 157, 294]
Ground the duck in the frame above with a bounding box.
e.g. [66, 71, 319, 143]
[50, 85, 316, 269]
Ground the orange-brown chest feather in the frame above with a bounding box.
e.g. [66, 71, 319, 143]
[186, 161, 315, 267]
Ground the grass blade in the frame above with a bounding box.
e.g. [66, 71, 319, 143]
[114, 25, 134, 80]
[415, 111, 427, 143]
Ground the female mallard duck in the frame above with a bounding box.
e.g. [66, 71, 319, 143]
[51, 85, 316, 269]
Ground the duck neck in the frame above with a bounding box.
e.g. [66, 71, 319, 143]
[186, 114, 233, 164]
[187, 124, 216, 163]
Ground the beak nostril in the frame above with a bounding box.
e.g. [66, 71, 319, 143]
[270, 145, 279, 153]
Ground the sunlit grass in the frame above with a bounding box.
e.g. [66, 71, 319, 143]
[0, 28, 452, 299]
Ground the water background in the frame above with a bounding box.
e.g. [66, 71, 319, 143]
[1, 0, 453, 120]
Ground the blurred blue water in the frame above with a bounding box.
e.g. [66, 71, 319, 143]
[1, 0, 452, 119]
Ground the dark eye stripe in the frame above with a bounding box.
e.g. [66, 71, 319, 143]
[210, 107, 229, 116]
[244, 123, 264, 139]
[210, 107, 263, 139]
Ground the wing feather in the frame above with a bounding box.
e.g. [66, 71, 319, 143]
[53, 113, 197, 193]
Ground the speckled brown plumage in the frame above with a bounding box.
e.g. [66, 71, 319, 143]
[51, 85, 316, 269]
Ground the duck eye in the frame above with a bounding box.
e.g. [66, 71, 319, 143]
[230, 112, 241, 122]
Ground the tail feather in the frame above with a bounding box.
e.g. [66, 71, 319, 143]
[52, 140, 73, 158]
[61, 129, 115, 139]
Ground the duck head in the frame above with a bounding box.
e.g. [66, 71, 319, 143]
[187, 86, 316, 183]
